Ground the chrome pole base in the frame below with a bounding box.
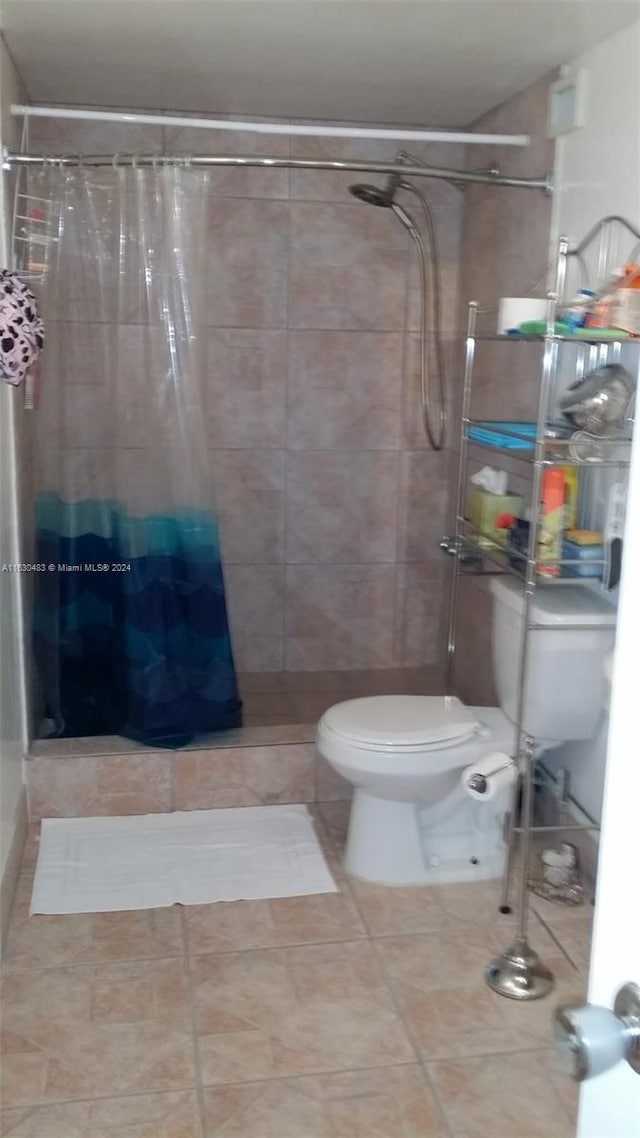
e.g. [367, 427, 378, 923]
[485, 938, 555, 1001]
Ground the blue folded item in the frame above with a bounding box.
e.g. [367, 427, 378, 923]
[467, 421, 537, 450]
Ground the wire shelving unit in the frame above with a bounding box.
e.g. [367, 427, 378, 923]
[444, 231, 638, 1000]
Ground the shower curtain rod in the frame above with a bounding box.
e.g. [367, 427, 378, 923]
[3, 151, 552, 192]
[11, 104, 530, 147]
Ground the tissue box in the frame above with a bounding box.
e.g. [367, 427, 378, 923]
[612, 288, 640, 335]
[468, 488, 522, 548]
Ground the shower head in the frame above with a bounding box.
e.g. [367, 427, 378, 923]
[348, 173, 400, 207]
[349, 183, 392, 207]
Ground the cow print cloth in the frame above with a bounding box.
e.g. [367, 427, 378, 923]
[0, 269, 45, 386]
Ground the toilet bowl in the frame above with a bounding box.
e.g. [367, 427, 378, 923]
[316, 578, 616, 887]
[317, 695, 516, 886]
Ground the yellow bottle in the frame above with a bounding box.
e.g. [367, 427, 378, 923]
[562, 466, 579, 531]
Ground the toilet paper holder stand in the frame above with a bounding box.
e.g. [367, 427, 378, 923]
[466, 756, 515, 795]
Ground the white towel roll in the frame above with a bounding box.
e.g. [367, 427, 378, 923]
[461, 751, 516, 801]
[497, 297, 548, 334]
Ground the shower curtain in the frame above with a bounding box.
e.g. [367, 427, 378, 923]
[31, 164, 242, 747]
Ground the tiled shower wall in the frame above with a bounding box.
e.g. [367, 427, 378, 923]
[29, 115, 464, 674]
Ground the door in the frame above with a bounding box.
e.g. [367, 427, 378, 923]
[575, 419, 640, 1137]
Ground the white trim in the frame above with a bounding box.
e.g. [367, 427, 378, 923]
[10, 105, 530, 146]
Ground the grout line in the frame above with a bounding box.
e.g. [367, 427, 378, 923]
[367, 916, 455, 1138]
[0, 1084, 203, 1115]
[0, 1049, 569, 1126]
[180, 906, 208, 1138]
[532, 909, 582, 971]
[0, 1061, 437, 1117]
[196, 1059, 422, 1090]
[329, 857, 457, 1132]
[418, 1067, 456, 1138]
[423, 1042, 566, 1067]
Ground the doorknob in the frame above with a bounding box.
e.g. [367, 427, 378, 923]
[554, 983, 640, 1081]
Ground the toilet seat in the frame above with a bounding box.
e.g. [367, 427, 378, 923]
[320, 695, 481, 753]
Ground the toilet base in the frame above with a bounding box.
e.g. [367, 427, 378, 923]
[343, 789, 507, 887]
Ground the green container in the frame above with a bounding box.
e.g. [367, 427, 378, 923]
[468, 488, 522, 548]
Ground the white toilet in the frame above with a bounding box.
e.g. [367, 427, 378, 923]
[316, 577, 616, 886]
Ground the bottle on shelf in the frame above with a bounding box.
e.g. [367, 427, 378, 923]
[537, 468, 565, 577]
[562, 466, 579, 531]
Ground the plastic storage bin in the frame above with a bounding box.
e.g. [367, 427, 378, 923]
[562, 532, 604, 579]
[468, 488, 522, 548]
[466, 421, 537, 450]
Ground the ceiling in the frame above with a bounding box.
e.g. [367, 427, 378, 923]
[1, 0, 638, 127]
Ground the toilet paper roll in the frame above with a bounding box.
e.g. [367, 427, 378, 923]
[462, 752, 516, 801]
[497, 297, 548, 335]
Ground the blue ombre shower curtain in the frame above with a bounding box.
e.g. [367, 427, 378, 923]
[31, 163, 241, 747]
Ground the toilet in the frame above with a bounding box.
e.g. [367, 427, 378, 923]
[316, 577, 616, 886]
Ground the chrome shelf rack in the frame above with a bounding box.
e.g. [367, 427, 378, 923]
[445, 232, 638, 1001]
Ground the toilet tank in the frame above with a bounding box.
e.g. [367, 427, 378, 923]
[489, 577, 616, 741]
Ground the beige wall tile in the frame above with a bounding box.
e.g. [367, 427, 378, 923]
[402, 333, 459, 450]
[396, 450, 449, 562]
[289, 132, 399, 203]
[28, 116, 165, 156]
[211, 450, 285, 564]
[394, 561, 446, 666]
[173, 743, 314, 809]
[26, 753, 172, 820]
[450, 576, 498, 707]
[314, 755, 352, 803]
[289, 202, 408, 330]
[285, 564, 396, 671]
[164, 120, 291, 199]
[203, 199, 289, 328]
[287, 331, 402, 450]
[286, 452, 399, 565]
[241, 744, 315, 803]
[203, 329, 287, 449]
[224, 565, 284, 672]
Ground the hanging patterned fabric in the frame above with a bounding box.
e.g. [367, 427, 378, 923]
[0, 269, 45, 385]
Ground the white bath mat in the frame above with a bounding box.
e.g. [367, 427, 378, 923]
[31, 805, 338, 915]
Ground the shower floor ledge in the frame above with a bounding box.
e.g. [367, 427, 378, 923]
[28, 723, 316, 759]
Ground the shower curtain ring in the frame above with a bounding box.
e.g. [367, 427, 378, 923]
[112, 153, 120, 172]
[61, 154, 76, 180]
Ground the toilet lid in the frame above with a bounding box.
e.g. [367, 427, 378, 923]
[321, 695, 480, 751]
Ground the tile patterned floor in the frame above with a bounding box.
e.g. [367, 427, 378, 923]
[1, 810, 587, 1137]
